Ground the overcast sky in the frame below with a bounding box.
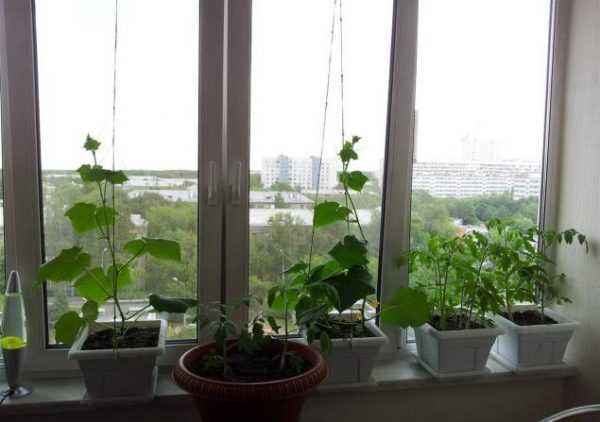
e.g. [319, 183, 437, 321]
[34, 0, 550, 172]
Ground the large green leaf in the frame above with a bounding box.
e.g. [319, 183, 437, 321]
[38, 247, 91, 283]
[329, 235, 368, 268]
[65, 202, 97, 234]
[124, 239, 146, 255]
[340, 171, 368, 192]
[326, 266, 374, 312]
[313, 202, 351, 227]
[77, 164, 107, 183]
[284, 261, 308, 275]
[55, 311, 85, 345]
[270, 289, 300, 312]
[148, 294, 196, 313]
[84, 135, 101, 151]
[145, 238, 181, 261]
[106, 170, 128, 184]
[309, 260, 342, 283]
[81, 300, 99, 323]
[74, 268, 111, 303]
[95, 206, 117, 228]
[380, 287, 429, 328]
[107, 265, 133, 288]
[124, 238, 181, 262]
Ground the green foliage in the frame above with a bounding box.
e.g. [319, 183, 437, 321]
[380, 288, 429, 327]
[55, 311, 85, 345]
[37, 137, 189, 346]
[485, 219, 588, 320]
[313, 202, 351, 228]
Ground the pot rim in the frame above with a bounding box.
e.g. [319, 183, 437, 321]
[68, 319, 167, 360]
[493, 304, 579, 333]
[416, 322, 504, 339]
[175, 339, 325, 387]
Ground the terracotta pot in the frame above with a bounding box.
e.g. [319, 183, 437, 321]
[173, 340, 327, 422]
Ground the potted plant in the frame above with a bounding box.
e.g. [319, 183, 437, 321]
[37, 136, 196, 401]
[404, 232, 505, 378]
[486, 219, 587, 372]
[172, 298, 327, 422]
[267, 136, 429, 384]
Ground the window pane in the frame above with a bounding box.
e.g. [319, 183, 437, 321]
[35, 0, 199, 342]
[410, 2, 550, 260]
[250, 0, 393, 323]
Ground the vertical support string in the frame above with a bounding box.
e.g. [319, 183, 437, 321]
[307, 0, 338, 273]
[111, 0, 119, 332]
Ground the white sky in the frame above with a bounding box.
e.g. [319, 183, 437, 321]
[35, 0, 550, 172]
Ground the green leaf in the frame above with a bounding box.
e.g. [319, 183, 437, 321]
[339, 142, 358, 163]
[309, 260, 342, 283]
[340, 171, 368, 192]
[313, 202, 351, 227]
[271, 289, 299, 312]
[74, 268, 110, 303]
[144, 238, 181, 261]
[380, 287, 429, 328]
[329, 235, 368, 268]
[55, 311, 85, 345]
[77, 164, 107, 183]
[65, 202, 97, 234]
[107, 265, 133, 288]
[95, 206, 117, 228]
[124, 238, 181, 262]
[84, 135, 101, 151]
[319, 331, 332, 355]
[38, 247, 92, 283]
[81, 300, 99, 323]
[267, 286, 279, 308]
[284, 261, 308, 275]
[148, 294, 193, 313]
[124, 239, 146, 255]
[106, 170, 128, 185]
[326, 266, 374, 312]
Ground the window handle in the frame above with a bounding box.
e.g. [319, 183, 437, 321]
[230, 161, 242, 206]
[207, 161, 218, 206]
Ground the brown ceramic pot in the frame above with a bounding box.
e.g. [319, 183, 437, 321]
[173, 340, 327, 422]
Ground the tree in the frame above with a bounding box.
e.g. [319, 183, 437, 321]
[269, 181, 295, 192]
[250, 173, 263, 191]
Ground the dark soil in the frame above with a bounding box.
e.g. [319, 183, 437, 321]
[190, 342, 312, 383]
[430, 314, 489, 331]
[502, 310, 557, 326]
[323, 319, 376, 340]
[82, 326, 159, 350]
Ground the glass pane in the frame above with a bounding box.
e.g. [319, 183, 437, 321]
[409, 1, 550, 277]
[250, 0, 394, 324]
[35, 0, 199, 342]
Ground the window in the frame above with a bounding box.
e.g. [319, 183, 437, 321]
[249, 0, 394, 323]
[410, 0, 551, 247]
[0, 0, 559, 368]
[35, 0, 199, 342]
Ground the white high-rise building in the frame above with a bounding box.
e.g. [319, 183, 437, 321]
[261, 155, 337, 191]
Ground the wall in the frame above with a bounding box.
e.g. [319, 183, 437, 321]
[553, 0, 600, 408]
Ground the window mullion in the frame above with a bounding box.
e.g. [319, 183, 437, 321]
[378, 0, 419, 356]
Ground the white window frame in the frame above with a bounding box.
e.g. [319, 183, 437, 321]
[0, 0, 565, 374]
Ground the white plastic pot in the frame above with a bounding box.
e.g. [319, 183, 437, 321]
[492, 305, 578, 372]
[414, 322, 503, 378]
[311, 321, 388, 384]
[69, 319, 167, 401]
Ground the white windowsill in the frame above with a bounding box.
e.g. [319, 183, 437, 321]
[0, 346, 577, 417]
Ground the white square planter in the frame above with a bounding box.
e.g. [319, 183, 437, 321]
[414, 323, 503, 378]
[311, 321, 388, 384]
[492, 306, 578, 372]
[69, 319, 167, 402]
